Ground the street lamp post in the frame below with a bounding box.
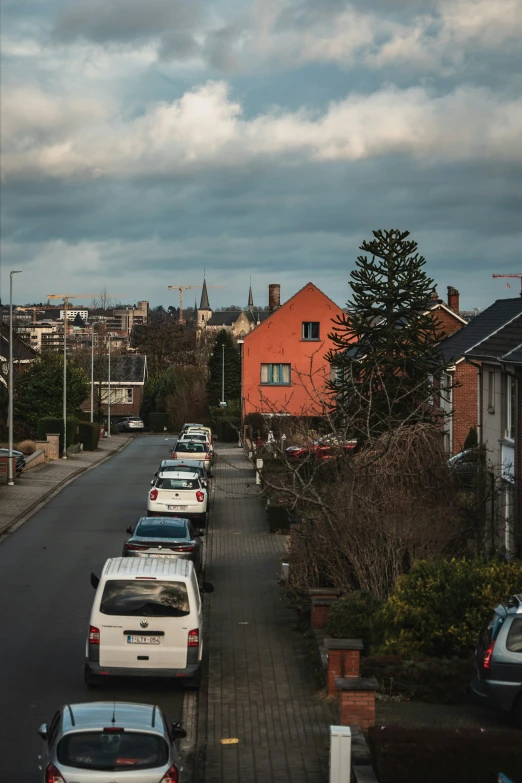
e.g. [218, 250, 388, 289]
[90, 322, 94, 423]
[63, 297, 68, 459]
[107, 333, 111, 437]
[8, 270, 22, 486]
[221, 344, 225, 405]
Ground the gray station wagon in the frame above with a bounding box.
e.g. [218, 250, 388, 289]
[471, 594, 522, 727]
[38, 701, 185, 782]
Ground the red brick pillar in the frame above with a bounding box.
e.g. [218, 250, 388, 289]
[325, 639, 363, 696]
[336, 677, 379, 730]
[309, 588, 340, 631]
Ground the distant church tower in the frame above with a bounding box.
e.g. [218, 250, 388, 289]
[248, 280, 254, 312]
[197, 276, 212, 328]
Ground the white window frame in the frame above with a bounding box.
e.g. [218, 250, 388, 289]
[100, 387, 134, 404]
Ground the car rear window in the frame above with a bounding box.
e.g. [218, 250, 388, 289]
[161, 466, 204, 478]
[506, 618, 522, 653]
[157, 478, 199, 490]
[57, 731, 168, 771]
[137, 522, 188, 538]
[100, 580, 190, 617]
[175, 442, 205, 453]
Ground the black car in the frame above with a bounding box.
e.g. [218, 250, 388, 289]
[122, 516, 204, 573]
[0, 448, 26, 473]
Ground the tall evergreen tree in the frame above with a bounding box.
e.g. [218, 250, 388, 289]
[206, 330, 241, 407]
[327, 229, 446, 438]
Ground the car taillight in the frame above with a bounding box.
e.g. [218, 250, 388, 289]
[484, 641, 495, 671]
[45, 763, 66, 783]
[196, 491, 204, 503]
[150, 489, 158, 501]
[125, 543, 148, 551]
[89, 625, 100, 645]
[188, 629, 199, 647]
[160, 765, 179, 783]
[171, 452, 177, 459]
[206, 452, 211, 459]
[173, 544, 195, 552]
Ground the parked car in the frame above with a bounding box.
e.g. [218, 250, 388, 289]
[183, 426, 214, 449]
[148, 471, 209, 526]
[122, 517, 203, 573]
[0, 448, 26, 473]
[155, 459, 210, 487]
[38, 700, 186, 782]
[171, 441, 211, 473]
[285, 434, 357, 462]
[117, 417, 145, 432]
[85, 557, 213, 688]
[471, 594, 522, 726]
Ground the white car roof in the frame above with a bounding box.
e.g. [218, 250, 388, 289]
[102, 557, 193, 580]
[158, 471, 199, 480]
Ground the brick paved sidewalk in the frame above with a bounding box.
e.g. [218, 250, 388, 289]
[0, 434, 132, 537]
[196, 446, 336, 783]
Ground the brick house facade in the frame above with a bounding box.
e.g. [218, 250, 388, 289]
[241, 283, 345, 419]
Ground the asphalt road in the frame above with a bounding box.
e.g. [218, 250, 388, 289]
[0, 433, 185, 781]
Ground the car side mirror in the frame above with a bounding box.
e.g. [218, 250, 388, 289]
[154, 471, 158, 477]
[126, 526, 133, 534]
[150, 479, 155, 486]
[202, 480, 208, 488]
[90, 572, 100, 590]
[38, 724, 48, 741]
[198, 529, 205, 537]
[201, 581, 214, 593]
[171, 722, 187, 739]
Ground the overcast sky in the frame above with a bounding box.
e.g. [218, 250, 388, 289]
[1, 0, 521, 311]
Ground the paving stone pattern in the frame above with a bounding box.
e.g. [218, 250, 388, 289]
[198, 446, 335, 783]
[0, 435, 131, 537]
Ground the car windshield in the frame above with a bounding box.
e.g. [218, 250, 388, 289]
[100, 580, 190, 617]
[57, 731, 168, 771]
[176, 442, 205, 453]
[136, 522, 188, 538]
[157, 478, 199, 490]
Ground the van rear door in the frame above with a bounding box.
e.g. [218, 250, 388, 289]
[97, 578, 192, 670]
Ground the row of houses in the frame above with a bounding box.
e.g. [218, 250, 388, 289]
[239, 281, 522, 555]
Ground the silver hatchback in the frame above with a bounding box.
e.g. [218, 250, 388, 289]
[38, 701, 185, 782]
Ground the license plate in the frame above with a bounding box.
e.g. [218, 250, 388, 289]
[147, 553, 170, 558]
[127, 635, 161, 644]
[168, 505, 185, 510]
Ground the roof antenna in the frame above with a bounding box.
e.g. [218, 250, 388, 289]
[111, 701, 116, 725]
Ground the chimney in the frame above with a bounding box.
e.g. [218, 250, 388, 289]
[447, 286, 460, 313]
[268, 284, 280, 313]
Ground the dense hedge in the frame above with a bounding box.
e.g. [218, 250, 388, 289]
[149, 412, 169, 432]
[380, 557, 522, 658]
[215, 417, 240, 442]
[327, 591, 383, 654]
[78, 422, 100, 451]
[37, 416, 79, 452]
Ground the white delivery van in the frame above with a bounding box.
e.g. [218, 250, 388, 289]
[85, 557, 213, 689]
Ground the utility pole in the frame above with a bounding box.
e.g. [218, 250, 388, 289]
[107, 332, 111, 437]
[90, 322, 95, 423]
[63, 296, 68, 458]
[222, 344, 225, 405]
[492, 274, 522, 294]
[8, 270, 22, 486]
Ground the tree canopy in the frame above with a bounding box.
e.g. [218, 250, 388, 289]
[15, 352, 89, 427]
[327, 229, 446, 438]
[206, 330, 241, 407]
[131, 310, 200, 375]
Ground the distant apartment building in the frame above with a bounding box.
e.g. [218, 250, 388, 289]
[59, 309, 89, 322]
[112, 301, 149, 334]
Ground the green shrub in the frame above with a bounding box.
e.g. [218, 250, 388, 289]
[327, 591, 383, 653]
[149, 412, 169, 432]
[380, 557, 522, 659]
[78, 422, 100, 451]
[215, 417, 240, 442]
[36, 416, 79, 452]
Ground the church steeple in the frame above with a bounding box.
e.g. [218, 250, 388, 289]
[248, 278, 254, 311]
[200, 277, 210, 310]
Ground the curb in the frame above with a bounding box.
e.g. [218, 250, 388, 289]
[0, 437, 133, 543]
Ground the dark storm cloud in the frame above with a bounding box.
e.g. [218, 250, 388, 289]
[52, 0, 202, 55]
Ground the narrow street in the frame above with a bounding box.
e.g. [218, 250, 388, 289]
[0, 434, 184, 781]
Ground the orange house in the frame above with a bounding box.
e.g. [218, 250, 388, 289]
[242, 282, 346, 419]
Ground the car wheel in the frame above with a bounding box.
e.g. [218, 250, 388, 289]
[513, 695, 522, 729]
[84, 664, 101, 689]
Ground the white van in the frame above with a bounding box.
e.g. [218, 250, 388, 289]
[85, 558, 213, 689]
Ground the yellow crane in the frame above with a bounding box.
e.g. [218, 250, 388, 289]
[16, 306, 46, 323]
[168, 284, 224, 324]
[47, 293, 122, 333]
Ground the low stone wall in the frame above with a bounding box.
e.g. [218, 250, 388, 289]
[24, 449, 47, 471]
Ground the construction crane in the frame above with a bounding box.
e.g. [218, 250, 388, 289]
[492, 274, 522, 294]
[168, 284, 224, 324]
[16, 306, 46, 323]
[47, 293, 122, 333]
